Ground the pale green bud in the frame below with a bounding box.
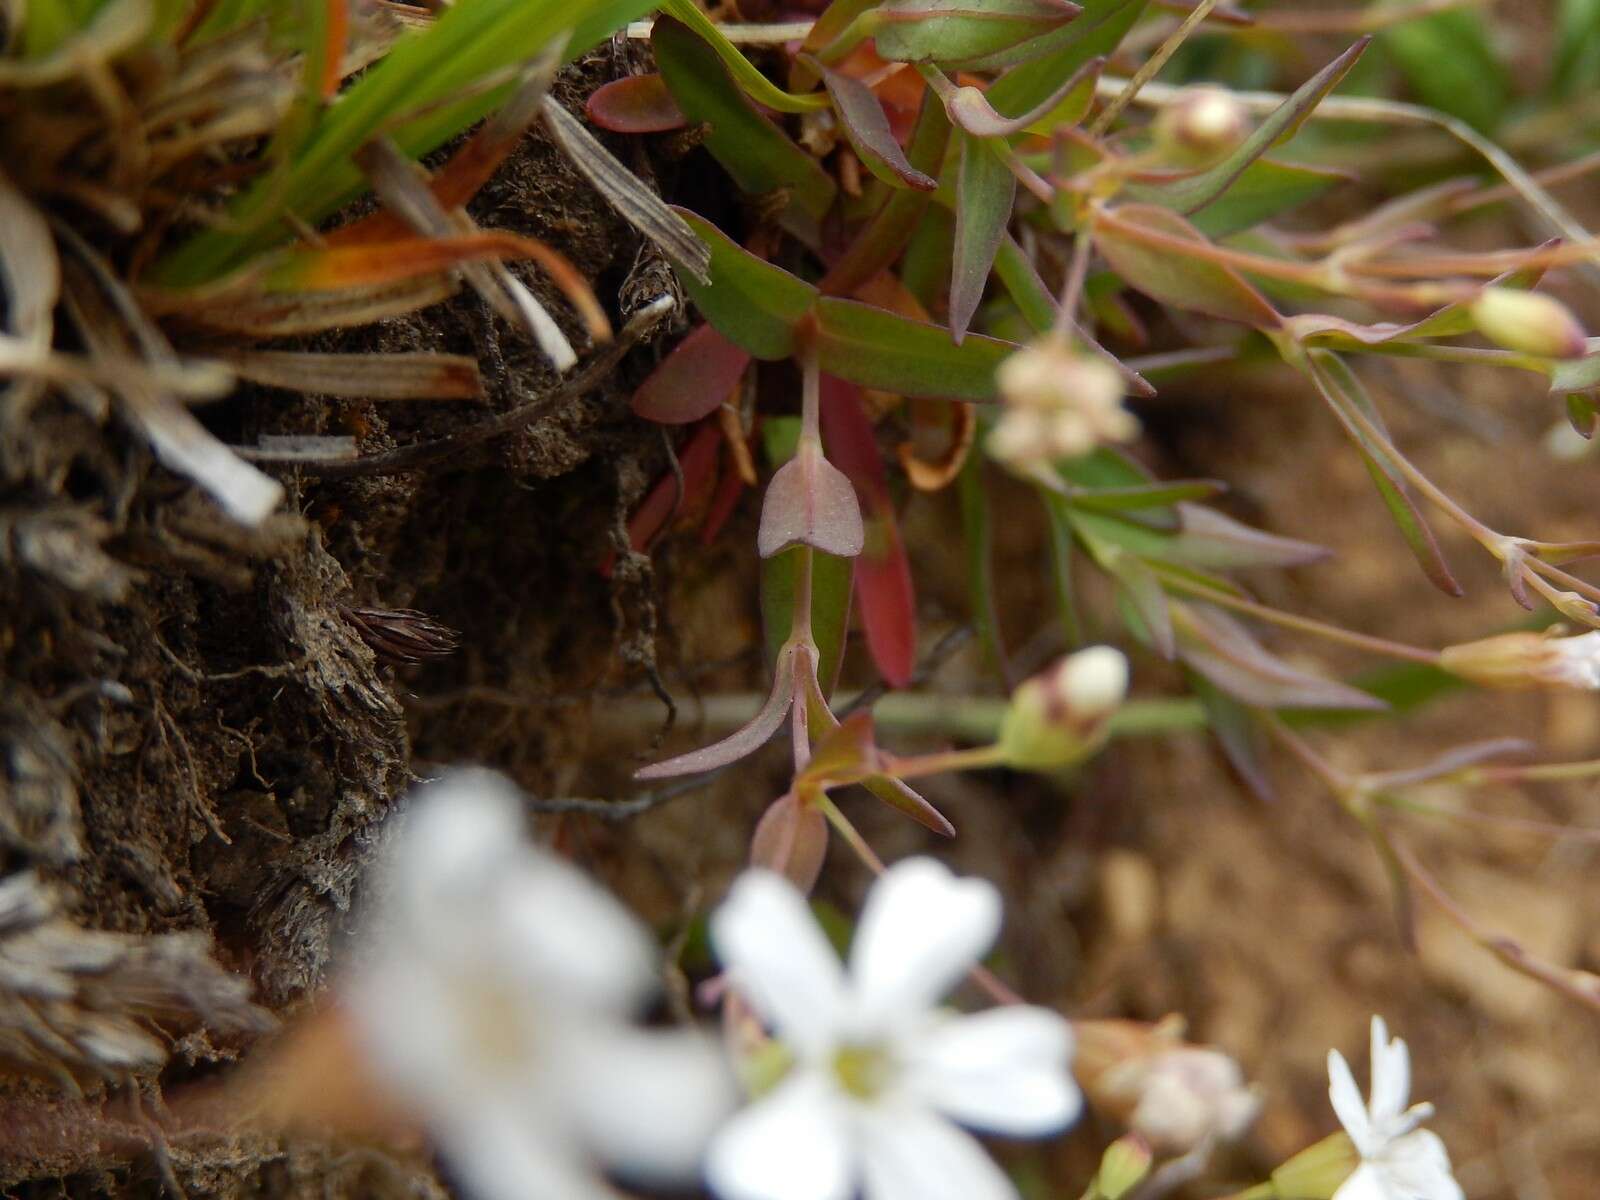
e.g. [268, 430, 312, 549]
[1470, 288, 1587, 359]
[997, 646, 1128, 769]
[1151, 86, 1251, 165]
[1095, 1135, 1153, 1200]
[1270, 1131, 1360, 1200]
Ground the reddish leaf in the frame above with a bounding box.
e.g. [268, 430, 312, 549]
[586, 73, 688, 132]
[636, 647, 800, 779]
[810, 59, 936, 192]
[701, 447, 750, 545]
[632, 324, 751, 424]
[820, 377, 918, 686]
[758, 443, 867, 559]
[751, 793, 828, 891]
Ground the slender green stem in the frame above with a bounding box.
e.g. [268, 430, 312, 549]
[1155, 570, 1443, 665]
[881, 744, 1008, 781]
[1089, 0, 1219, 136]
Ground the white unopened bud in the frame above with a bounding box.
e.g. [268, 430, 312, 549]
[1152, 86, 1251, 165]
[989, 340, 1137, 469]
[1440, 628, 1600, 691]
[996, 646, 1128, 770]
[1470, 288, 1588, 359]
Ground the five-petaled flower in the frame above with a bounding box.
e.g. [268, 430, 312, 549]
[344, 770, 733, 1200]
[706, 857, 1082, 1200]
[1327, 1016, 1463, 1200]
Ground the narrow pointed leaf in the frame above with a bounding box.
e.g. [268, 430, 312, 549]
[863, 774, 956, 835]
[587, 73, 687, 132]
[815, 296, 1018, 399]
[1308, 351, 1462, 596]
[1169, 503, 1331, 570]
[1123, 38, 1370, 217]
[1177, 603, 1386, 711]
[1187, 160, 1349, 240]
[950, 132, 1016, 343]
[670, 210, 818, 359]
[801, 711, 884, 785]
[762, 550, 855, 696]
[654, 15, 837, 245]
[632, 324, 751, 424]
[958, 454, 1010, 677]
[986, 0, 1147, 119]
[635, 650, 798, 779]
[659, 0, 831, 113]
[1093, 205, 1281, 328]
[812, 60, 936, 192]
[1040, 489, 1084, 643]
[1189, 673, 1276, 802]
[1110, 552, 1175, 659]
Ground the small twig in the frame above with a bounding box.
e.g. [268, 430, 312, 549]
[289, 296, 676, 480]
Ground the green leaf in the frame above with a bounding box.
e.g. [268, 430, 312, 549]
[993, 233, 1056, 332]
[814, 297, 1018, 399]
[871, 0, 1083, 71]
[1123, 38, 1369, 218]
[1069, 479, 1226, 513]
[1093, 204, 1281, 328]
[1040, 489, 1084, 643]
[1187, 159, 1348, 240]
[659, 0, 829, 112]
[987, 0, 1147, 119]
[950, 132, 1016, 342]
[1306, 350, 1463, 596]
[1189, 673, 1275, 801]
[654, 16, 838, 246]
[1553, 0, 1600, 97]
[958, 454, 1009, 676]
[156, 0, 652, 285]
[762, 548, 854, 695]
[1383, 10, 1506, 134]
[671, 209, 818, 360]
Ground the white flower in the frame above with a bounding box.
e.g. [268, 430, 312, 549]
[1440, 628, 1600, 691]
[345, 770, 734, 1200]
[988, 340, 1137, 468]
[1103, 1046, 1260, 1153]
[706, 858, 1081, 1200]
[1327, 1016, 1463, 1200]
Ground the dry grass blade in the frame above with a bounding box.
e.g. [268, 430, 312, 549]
[146, 274, 461, 336]
[214, 349, 484, 400]
[539, 96, 711, 284]
[356, 136, 590, 370]
[61, 266, 281, 525]
[0, 170, 60, 433]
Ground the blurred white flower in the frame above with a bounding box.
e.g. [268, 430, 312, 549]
[345, 770, 734, 1200]
[1104, 1046, 1259, 1154]
[1327, 1016, 1463, 1200]
[1440, 628, 1600, 691]
[988, 339, 1137, 469]
[707, 857, 1081, 1200]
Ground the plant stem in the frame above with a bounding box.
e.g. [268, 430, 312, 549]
[1089, 0, 1219, 136]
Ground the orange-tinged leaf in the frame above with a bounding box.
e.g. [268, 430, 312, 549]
[320, 0, 350, 99]
[265, 233, 563, 292]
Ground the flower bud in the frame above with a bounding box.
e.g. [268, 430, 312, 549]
[988, 340, 1137, 469]
[1096, 1135, 1153, 1200]
[1151, 86, 1251, 165]
[1075, 1018, 1260, 1155]
[1470, 288, 1588, 359]
[1439, 628, 1600, 691]
[996, 646, 1128, 770]
[1270, 1131, 1361, 1200]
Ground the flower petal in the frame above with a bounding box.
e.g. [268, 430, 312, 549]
[561, 1023, 737, 1184]
[440, 1106, 614, 1200]
[705, 1071, 853, 1200]
[1379, 1129, 1464, 1200]
[856, 1105, 1018, 1200]
[848, 858, 1001, 1027]
[1366, 1015, 1412, 1128]
[1331, 1163, 1393, 1200]
[712, 870, 848, 1055]
[1328, 1048, 1376, 1157]
[903, 1007, 1081, 1137]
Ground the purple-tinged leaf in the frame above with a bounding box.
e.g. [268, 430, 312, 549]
[1307, 350, 1463, 597]
[670, 209, 818, 360]
[801, 711, 884, 786]
[751, 792, 828, 891]
[759, 444, 867, 559]
[864, 774, 956, 836]
[1188, 672, 1275, 802]
[1367, 737, 1532, 792]
[810, 60, 936, 192]
[1177, 603, 1387, 711]
[820, 377, 918, 686]
[586, 73, 687, 132]
[986, 0, 1146, 118]
[632, 323, 751, 424]
[936, 56, 1102, 137]
[1169, 503, 1331, 570]
[635, 647, 798, 779]
[815, 296, 1018, 399]
[1123, 38, 1371, 217]
[1110, 552, 1175, 660]
[1093, 204, 1282, 328]
[950, 132, 1016, 343]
